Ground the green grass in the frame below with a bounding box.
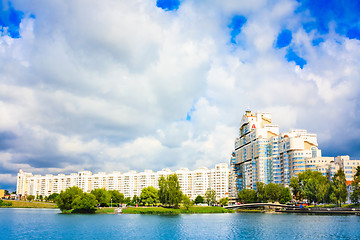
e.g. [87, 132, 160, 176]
[340, 203, 360, 208]
[306, 204, 360, 209]
[182, 206, 234, 213]
[122, 207, 181, 214]
[235, 209, 266, 213]
[306, 204, 337, 208]
[95, 207, 118, 214]
[0, 200, 58, 209]
[122, 206, 234, 214]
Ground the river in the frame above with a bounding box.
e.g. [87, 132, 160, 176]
[1, 208, 359, 239]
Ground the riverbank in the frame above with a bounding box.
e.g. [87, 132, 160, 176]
[0, 200, 58, 209]
[235, 209, 268, 213]
[106, 206, 234, 214]
[276, 207, 360, 215]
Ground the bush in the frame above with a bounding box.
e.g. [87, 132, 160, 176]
[27, 195, 35, 202]
[47, 193, 59, 202]
[219, 197, 229, 206]
[56, 186, 98, 213]
[56, 187, 83, 211]
[0, 200, 12, 207]
[194, 195, 204, 204]
[182, 195, 193, 211]
[72, 193, 97, 213]
[91, 189, 111, 207]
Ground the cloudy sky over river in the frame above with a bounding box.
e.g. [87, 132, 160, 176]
[0, 0, 360, 189]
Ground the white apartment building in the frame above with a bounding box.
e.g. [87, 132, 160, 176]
[210, 163, 230, 200]
[297, 155, 360, 182]
[334, 156, 360, 182]
[230, 111, 322, 199]
[17, 163, 230, 201]
[230, 110, 360, 201]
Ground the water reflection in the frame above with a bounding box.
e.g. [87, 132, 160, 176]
[1, 209, 360, 239]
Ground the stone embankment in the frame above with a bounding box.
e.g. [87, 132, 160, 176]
[275, 207, 360, 215]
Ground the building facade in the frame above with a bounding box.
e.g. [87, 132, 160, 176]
[17, 163, 230, 201]
[229, 111, 321, 199]
[229, 110, 360, 201]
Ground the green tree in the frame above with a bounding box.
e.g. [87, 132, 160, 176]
[291, 170, 331, 205]
[182, 195, 193, 211]
[47, 193, 59, 203]
[167, 174, 183, 207]
[219, 197, 229, 206]
[140, 186, 158, 206]
[350, 166, 360, 204]
[158, 174, 183, 208]
[56, 187, 84, 211]
[38, 195, 43, 202]
[194, 195, 204, 204]
[158, 175, 167, 205]
[256, 182, 266, 202]
[71, 193, 98, 213]
[205, 189, 216, 206]
[303, 178, 318, 204]
[109, 190, 125, 205]
[264, 183, 282, 202]
[290, 177, 304, 202]
[332, 169, 348, 206]
[280, 187, 292, 204]
[27, 195, 35, 202]
[131, 195, 140, 205]
[90, 189, 111, 207]
[238, 189, 257, 203]
[124, 197, 131, 205]
[315, 176, 330, 203]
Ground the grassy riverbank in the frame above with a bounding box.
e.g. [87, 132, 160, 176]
[95, 207, 118, 214]
[235, 209, 267, 213]
[121, 206, 234, 214]
[0, 200, 58, 209]
[306, 203, 360, 208]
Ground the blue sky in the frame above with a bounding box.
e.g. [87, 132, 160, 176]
[0, 0, 360, 190]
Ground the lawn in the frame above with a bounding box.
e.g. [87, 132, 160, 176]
[0, 200, 58, 209]
[122, 206, 234, 214]
[306, 203, 360, 208]
[95, 207, 118, 214]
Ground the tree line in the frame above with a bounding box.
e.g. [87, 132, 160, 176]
[238, 182, 291, 204]
[25, 193, 59, 202]
[237, 167, 360, 206]
[54, 173, 228, 213]
[291, 167, 360, 205]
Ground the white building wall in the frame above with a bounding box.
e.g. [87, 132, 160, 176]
[16, 164, 230, 201]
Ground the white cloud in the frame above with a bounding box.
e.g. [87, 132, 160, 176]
[1, 0, 360, 189]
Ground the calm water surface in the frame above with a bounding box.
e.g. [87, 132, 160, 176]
[1, 208, 360, 239]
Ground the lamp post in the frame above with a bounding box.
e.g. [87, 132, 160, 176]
[111, 198, 112, 208]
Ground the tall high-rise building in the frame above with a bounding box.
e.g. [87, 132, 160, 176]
[229, 111, 321, 199]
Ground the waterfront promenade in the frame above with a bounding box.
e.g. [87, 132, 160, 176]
[225, 203, 360, 215]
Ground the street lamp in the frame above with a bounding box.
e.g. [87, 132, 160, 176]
[111, 198, 112, 208]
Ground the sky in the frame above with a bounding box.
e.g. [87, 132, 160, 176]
[0, 0, 360, 191]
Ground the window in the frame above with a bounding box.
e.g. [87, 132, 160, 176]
[311, 147, 317, 158]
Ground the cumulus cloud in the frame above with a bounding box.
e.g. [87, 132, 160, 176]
[0, 0, 360, 190]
